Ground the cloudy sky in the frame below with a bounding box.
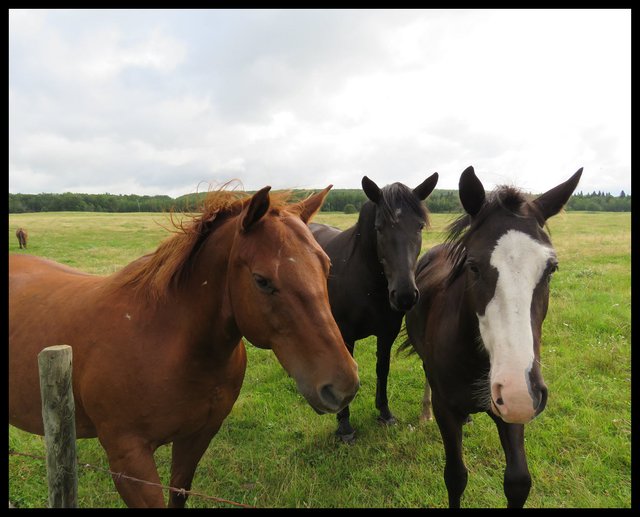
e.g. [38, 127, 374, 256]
[9, 9, 631, 198]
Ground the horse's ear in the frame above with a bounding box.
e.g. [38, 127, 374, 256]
[297, 185, 333, 223]
[413, 172, 439, 200]
[242, 186, 271, 232]
[459, 166, 485, 217]
[532, 168, 583, 224]
[362, 176, 381, 204]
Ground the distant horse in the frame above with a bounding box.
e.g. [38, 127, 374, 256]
[310, 173, 438, 442]
[9, 185, 360, 508]
[16, 228, 28, 249]
[403, 166, 582, 507]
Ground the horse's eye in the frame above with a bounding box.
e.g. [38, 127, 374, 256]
[467, 261, 480, 275]
[253, 274, 277, 294]
[547, 262, 559, 278]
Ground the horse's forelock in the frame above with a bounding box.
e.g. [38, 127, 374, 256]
[444, 185, 532, 285]
[379, 183, 428, 224]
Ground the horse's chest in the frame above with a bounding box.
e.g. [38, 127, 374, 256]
[330, 272, 388, 317]
[156, 363, 246, 440]
[428, 349, 490, 414]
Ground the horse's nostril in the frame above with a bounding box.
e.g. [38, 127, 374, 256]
[320, 384, 341, 409]
[535, 385, 548, 414]
[492, 383, 504, 407]
[390, 288, 419, 312]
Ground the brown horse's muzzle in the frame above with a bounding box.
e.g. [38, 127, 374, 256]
[317, 379, 360, 413]
[291, 361, 360, 415]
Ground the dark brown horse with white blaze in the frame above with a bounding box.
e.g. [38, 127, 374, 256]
[403, 166, 582, 508]
[9, 185, 360, 508]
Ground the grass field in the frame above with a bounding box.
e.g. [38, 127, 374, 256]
[8, 209, 631, 508]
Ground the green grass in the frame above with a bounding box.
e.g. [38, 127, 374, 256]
[8, 210, 630, 508]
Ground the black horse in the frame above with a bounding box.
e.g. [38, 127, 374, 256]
[403, 166, 582, 507]
[310, 173, 438, 442]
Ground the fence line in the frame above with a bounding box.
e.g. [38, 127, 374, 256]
[9, 450, 255, 508]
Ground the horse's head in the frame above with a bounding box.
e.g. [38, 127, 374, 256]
[228, 186, 359, 414]
[456, 166, 582, 424]
[362, 173, 438, 312]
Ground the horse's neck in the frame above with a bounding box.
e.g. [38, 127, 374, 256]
[351, 203, 383, 272]
[181, 221, 243, 347]
[454, 275, 486, 354]
[119, 219, 243, 355]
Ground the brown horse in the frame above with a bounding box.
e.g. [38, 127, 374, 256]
[403, 166, 582, 507]
[16, 227, 28, 249]
[9, 185, 360, 508]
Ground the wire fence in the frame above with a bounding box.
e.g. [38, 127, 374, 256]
[8, 449, 255, 508]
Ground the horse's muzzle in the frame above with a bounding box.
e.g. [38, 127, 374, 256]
[316, 381, 359, 413]
[390, 288, 420, 312]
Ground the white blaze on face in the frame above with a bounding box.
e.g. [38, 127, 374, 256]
[477, 230, 554, 422]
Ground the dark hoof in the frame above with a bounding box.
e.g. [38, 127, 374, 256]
[377, 415, 397, 426]
[336, 430, 356, 444]
[464, 414, 473, 425]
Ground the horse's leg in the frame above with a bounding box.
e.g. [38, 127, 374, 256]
[336, 341, 356, 443]
[432, 394, 468, 508]
[419, 361, 433, 422]
[99, 434, 166, 508]
[168, 427, 219, 508]
[488, 413, 531, 508]
[374, 331, 397, 425]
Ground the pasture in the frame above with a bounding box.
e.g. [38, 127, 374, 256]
[8, 209, 630, 508]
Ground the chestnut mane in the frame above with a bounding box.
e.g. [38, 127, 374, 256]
[108, 185, 298, 302]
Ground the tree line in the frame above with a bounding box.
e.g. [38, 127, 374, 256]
[8, 189, 630, 214]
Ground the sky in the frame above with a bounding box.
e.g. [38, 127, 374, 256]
[9, 9, 631, 198]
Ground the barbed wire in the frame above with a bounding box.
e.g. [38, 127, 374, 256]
[9, 449, 255, 508]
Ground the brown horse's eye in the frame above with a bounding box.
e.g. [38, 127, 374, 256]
[253, 274, 277, 294]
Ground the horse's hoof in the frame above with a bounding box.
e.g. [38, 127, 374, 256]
[419, 414, 433, 423]
[464, 414, 473, 425]
[377, 415, 397, 426]
[336, 430, 356, 444]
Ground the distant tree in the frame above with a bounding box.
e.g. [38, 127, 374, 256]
[7, 188, 631, 214]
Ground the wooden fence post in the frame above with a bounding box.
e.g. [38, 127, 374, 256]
[38, 345, 78, 508]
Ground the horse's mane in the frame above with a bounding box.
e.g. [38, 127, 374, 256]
[444, 185, 544, 284]
[108, 184, 296, 302]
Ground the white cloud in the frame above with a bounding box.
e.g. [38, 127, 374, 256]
[9, 9, 631, 197]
